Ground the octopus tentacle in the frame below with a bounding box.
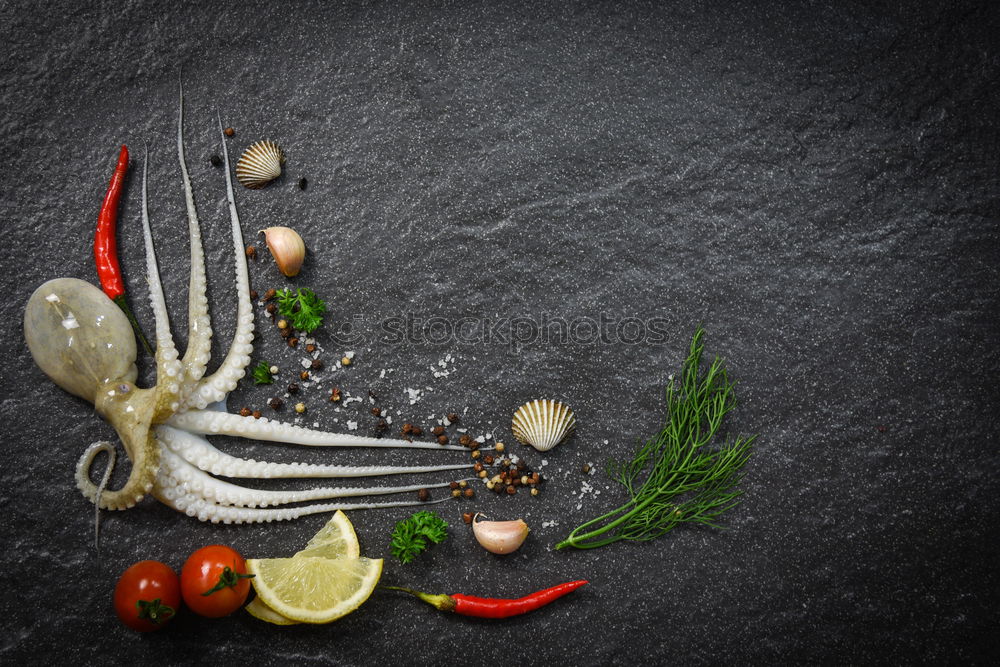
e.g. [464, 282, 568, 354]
[157, 474, 453, 525]
[157, 425, 473, 479]
[175, 82, 213, 401]
[140, 150, 184, 421]
[182, 114, 254, 410]
[165, 409, 477, 451]
[158, 447, 462, 508]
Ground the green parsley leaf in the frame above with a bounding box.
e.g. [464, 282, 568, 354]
[275, 288, 326, 334]
[252, 361, 274, 384]
[390, 510, 449, 564]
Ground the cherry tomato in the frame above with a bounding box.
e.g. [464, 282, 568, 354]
[180, 545, 254, 617]
[113, 560, 181, 632]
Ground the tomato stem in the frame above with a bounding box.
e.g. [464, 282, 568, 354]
[201, 566, 255, 596]
[135, 598, 175, 625]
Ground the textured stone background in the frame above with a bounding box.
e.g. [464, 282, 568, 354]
[2, 1, 998, 664]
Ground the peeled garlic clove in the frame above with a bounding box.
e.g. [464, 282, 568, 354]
[472, 514, 529, 555]
[261, 226, 305, 277]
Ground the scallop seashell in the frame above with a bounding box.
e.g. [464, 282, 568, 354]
[235, 140, 285, 189]
[511, 399, 576, 452]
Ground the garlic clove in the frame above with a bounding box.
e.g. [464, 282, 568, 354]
[261, 226, 305, 277]
[471, 514, 529, 555]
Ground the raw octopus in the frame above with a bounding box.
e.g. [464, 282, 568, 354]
[23, 89, 473, 524]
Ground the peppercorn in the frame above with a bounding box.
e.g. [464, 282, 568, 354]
[495, 442, 505, 453]
[245, 246, 256, 259]
[473, 462, 484, 473]
[263, 288, 276, 301]
[375, 419, 388, 433]
[266, 302, 278, 315]
[451, 489, 461, 498]
[449, 481, 459, 490]
[484, 454, 494, 465]
[401, 423, 413, 435]
[224, 127, 235, 137]
[329, 387, 341, 402]
[530, 472, 540, 484]
[279, 326, 292, 339]
[371, 407, 382, 417]
[297, 177, 308, 190]
[530, 488, 539, 496]
[269, 398, 283, 410]
[463, 488, 474, 498]
[462, 512, 473, 524]
[288, 337, 299, 348]
[459, 434, 472, 447]
[458, 480, 468, 488]
[478, 470, 487, 478]
[341, 356, 352, 366]
[447, 413, 459, 423]
[295, 402, 306, 414]
[417, 488, 430, 502]
[437, 435, 449, 445]
[250, 289, 259, 300]
[431, 426, 445, 436]
[305, 343, 316, 353]
[252, 410, 262, 419]
[469, 441, 479, 451]
[311, 359, 323, 370]
[287, 383, 299, 395]
[506, 485, 516, 495]
[209, 154, 222, 167]
[411, 426, 423, 436]
[581, 464, 591, 474]
[239, 407, 252, 417]
[471, 450, 481, 460]
[300, 371, 310, 381]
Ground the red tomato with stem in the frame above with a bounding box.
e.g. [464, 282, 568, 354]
[180, 545, 254, 617]
[113, 560, 181, 632]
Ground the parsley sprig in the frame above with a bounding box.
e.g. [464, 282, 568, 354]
[390, 511, 449, 564]
[276, 287, 326, 334]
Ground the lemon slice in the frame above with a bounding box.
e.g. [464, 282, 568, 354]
[295, 510, 361, 559]
[245, 597, 301, 625]
[246, 557, 383, 624]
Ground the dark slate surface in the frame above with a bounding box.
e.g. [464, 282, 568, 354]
[2, 1, 998, 664]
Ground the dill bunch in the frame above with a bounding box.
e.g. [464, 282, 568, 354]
[555, 328, 755, 550]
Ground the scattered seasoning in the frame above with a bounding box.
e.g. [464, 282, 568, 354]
[473, 463, 484, 473]
[463, 488, 474, 499]
[287, 383, 299, 395]
[371, 407, 382, 417]
[252, 410, 262, 419]
[462, 512, 473, 524]
[266, 303, 278, 315]
[263, 288, 277, 302]
[297, 177, 308, 190]
[288, 337, 299, 348]
[506, 485, 516, 495]
[431, 426, 446, 436]
[295, 402, 306, 414]
[581, 464, 591, 474]
[471, 450, 481, 460]
[209, 154, 223, 167]
[341, 356, 352, 366]
[224, 127, 235, 137]
[411, 425, 424, 437]
[449, 481, 459, 490]
[417, 488, 430, 502]
[375, 419, 388, 434]
[478, 470, 488, 479]
[495, 443, 506, 453]
[250, 289, 259, 300]
[459, 434, 472, 447]
[239, 407, 252, 417]
[451, 489, 461, 498]
[311, 359, 323, 370]
[458, 480, 468, 488]
[437, 435, 449, 445]
[484, 455, 495, 465]
[305, 343, 317, 353]
[299, 371, 310, 381]
[447, 413, 460, 423]
[277, 319, 289, 330]
[245, 246, 257, 260]
[385, 581, 588, 619]
[269, 398, 283, 410]
[531, 488, 540, 496]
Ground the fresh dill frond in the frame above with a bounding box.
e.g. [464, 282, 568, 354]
[252, 361, 274, 385]
[390, 511, 449, 564]
[276, 287, 326, 334]
[555, 327, 755, 550]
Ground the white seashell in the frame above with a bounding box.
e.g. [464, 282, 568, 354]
[511, 399, 576, 452]
[235, 140, 285, 189]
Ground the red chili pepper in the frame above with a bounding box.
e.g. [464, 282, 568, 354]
[94, 145, 151, 355]
[385, 580, 588, 619]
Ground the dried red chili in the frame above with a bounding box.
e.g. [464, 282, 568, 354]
[94, 145, 151, 354]
[385, 580, 587, 619]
